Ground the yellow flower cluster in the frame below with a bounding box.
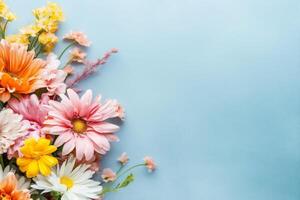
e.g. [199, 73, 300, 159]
[34, 2, 63, 52]
[8, 2, 64, 51]
[33, 2, 64, 32]
[17, 138, 58, 178]
[39, 32, 59, 52]
[0, 0, 16, 21]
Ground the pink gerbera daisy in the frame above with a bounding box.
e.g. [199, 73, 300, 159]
[44, 89, 123, 161]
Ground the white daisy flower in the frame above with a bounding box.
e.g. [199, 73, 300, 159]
[0, 109, 28, 154]
[32, 157, 102, 200]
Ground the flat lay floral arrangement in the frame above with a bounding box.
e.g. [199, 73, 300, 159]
[0, 1, 156, 200]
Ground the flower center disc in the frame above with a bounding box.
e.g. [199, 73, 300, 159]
[60, 176, 74, 189]
[72, 118, 87, 133]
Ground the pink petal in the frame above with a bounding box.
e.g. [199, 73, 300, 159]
[67, 89, 81, 113]
[54, 132, 73, 147]
[105, 134, 119, 142]
[48, 112, 72, 126]
[62, 138, 75, 155]
[59, 94, 75, 119]
[47, 126, 70, 133]
[80, 90, 92, 106]
[97, 100, 117, 120]
[84, 139, 94, 161]
[86, 132, 110, 152]
[92, 122, 119, 133]
[75, 135, 86, 160]
[92, 143, 106, 154]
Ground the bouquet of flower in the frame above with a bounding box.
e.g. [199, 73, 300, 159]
[0, 1, 156, 200]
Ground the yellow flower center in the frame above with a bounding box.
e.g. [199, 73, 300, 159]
[60, 176, 74, 189]
[72, 118, 87, 133]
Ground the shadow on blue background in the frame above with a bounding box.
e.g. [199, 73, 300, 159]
[8, 0, 300, 199]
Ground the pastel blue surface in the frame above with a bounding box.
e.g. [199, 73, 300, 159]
[8, 0, 300, 199]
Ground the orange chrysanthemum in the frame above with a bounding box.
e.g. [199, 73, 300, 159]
[0, 40, 46, 102]
[0, 173, 30, 200]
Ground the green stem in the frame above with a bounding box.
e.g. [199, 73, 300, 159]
[60, 58, 73, 70]
[0, 155, 4, 168]
[28, 32, 42, 51]
[1, 20, 8, 39]
[34, 44, 43, 58]
[58, 42, 75, 60]
[8, 158, 15, 168]
[115, 163, 145, 181]
[116, 165, 125, 175]
[100, 165, 124, 195]
[100, 163, 145, 196]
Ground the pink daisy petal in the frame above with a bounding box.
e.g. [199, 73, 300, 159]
[48, 112, 73, 126]
[54, 132, 73, 147]
[75, 136, 85, 160]
[59, 94, 76, 118]
[79, 90, 93, 117]
[92, 143, 106, 154]
[49, 100, 70, 116]
[46, 125, 70, 133]
[62, 138, 76, 156]
[86, 132, 110, 152]
[80, 89, 93, 105]
[84, 139, 94, 161]
[105, 134, 120, 142]
[67, 89, 81, 113]
[92, 122, 119, 133]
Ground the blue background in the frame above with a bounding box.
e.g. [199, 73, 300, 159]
[8, 0, 300, 199]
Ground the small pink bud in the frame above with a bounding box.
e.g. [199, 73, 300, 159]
[101, 168, 117, 182]
[111, 48, 118, 53]
[63, 65, 74, 74]
[118, 152, 129, 165]
[144, 156, 156, 172]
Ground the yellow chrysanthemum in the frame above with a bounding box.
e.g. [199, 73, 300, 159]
[17, 138, 58, 178]
[6, 34, 29, 45]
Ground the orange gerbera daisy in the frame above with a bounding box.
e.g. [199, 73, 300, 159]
[0, 173, 30, 200]
[0, 40, 46, 102]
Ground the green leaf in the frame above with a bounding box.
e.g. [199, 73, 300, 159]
[115, 173, 135, 190]
[50, 191, 62, 200]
